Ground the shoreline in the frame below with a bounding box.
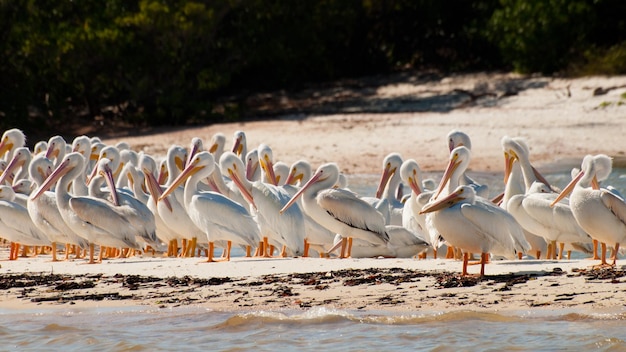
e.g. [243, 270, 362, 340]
[2, 252, 625, 313]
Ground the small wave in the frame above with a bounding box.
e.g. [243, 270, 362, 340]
[212, 307, 354, 330]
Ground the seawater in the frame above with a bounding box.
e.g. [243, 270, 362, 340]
[2, 306, 626, 351]
[4, 168, 626, 351]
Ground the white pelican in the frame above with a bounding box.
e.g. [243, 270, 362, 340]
[186, 137, 204, 164]
[399, 159, 443, 258]
[160, 152, 260, 261]
[428, 146, 530, 264]
[280, 163, 389, 258]
[89, 158, 159, 250]
[552, 154, 626, 266]
[502, 136, 592, 259]
[232, 130, 248, 162]
[245, 149, 261, 181]
[272, 161, 290, 186]
[30, 153, 141, 264]
[34, 140, 48, 155]
[375, 153, 404, 226]
[284, 160, 313, 187]
[27, 155, 90, 261]
[220, 152, 305, 257]
[281, 159, 335, 257]
[0, 147, 31, 186]
[205, 161, 247, 206]
[208, 133, 226, 161]
[155, 145, 204, 257]
[421, 185, 530, 276]
[501, 160, 547, 259]
[446, 130, 489, 198]
[0, 185, 51, 260]
[139, 154, 180, 256]
[0, 128, 26, 161]
[332, 225, 429, 258]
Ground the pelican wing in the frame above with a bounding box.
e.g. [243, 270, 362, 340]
[189, 192, 260, 247]
[69, 197, 139, 248]
[522, 193, 591, 241]
[0, 201, 49, 244]
[317, 188, 388, 240]
[601, 190, 626, 226]
[462, 200, 530, 255]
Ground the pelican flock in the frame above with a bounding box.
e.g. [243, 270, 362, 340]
[0, 127, 624, 277]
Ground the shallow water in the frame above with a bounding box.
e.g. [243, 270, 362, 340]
[5, 168, 626, 350]
[2, 306, 626, 351]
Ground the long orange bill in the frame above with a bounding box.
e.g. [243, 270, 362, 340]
[434, 155, 461, 199]
[232, 138, 243, 156]
[280, 170, 324, 214]
[186, 143, 201, 167]
[260, 156, 277, 186]
[591, 175, 600, 190]
[159, 159, 202, 202]
[101, 163, 120, 206]
[550, 170, 584, 207]
[0, 153, 24, 185]
[407, 174, 422, 197]
[419, 188, 465, 214]
[30, 158, 72, 200]
[246, 159, 258, 181]
[228, 168, 256, 209]
[375, 165, 394, 199]
[143, 167, 172, 211]
[503, 152, 514, 185]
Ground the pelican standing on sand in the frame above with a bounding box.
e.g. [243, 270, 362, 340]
[502, 136, 592, 259]
[31, 153, 141, 264]
[27, 155, 90, 261]
[420, 185, 530, 276]
[552, 154, 626, 267]
[280, 163, 389, 258]
[220, 151, 305, 257]
[159, 152, 260, 261]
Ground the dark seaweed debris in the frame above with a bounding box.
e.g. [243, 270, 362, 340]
[0, 272, 237, 304]
[571, 267, 626, 282]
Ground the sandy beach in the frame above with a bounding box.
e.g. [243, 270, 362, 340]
[2, 72, 626, 313]
[1, 252, 625, 313]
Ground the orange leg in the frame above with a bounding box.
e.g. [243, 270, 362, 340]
[462, 252, 469, 276]
[346, 237, 353, 258]
[339, 237, 348, 259]
[206, 242, 216, 262]
[88, 244, 96, 264]
[612, 243, 620, 266]
[262, 237, 272, 258]
[480, 252, 488, 277]
[589, 239, 601, 260]
[303, 239, 310, 258]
